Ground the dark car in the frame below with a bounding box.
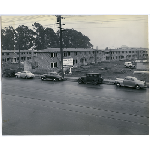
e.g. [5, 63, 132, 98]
[41, 72, 63, 81]
[78, 73, 103, 85]
[2, 68, 16, 77]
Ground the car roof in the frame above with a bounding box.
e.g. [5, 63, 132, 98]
[126, 76, 137, 79]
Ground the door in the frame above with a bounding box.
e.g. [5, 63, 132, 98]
[123, 77, 134, 87]
[20, 71, 26, 78]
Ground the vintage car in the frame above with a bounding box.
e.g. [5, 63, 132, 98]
[115, 76, 147, 89]
[124, 62, 135, 68]
[78, 73, 103, 85]
[15, 71, 35, 79]
[41, 72, 63, 81]
[2, 68, 16, 77]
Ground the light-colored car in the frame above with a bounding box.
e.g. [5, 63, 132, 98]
[124, 62, 135, 68]
[15, 71, 35, 79]
[115, 76, 147, 89]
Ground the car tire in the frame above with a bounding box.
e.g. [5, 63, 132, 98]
[25, 76, 28, 79]
[135, 84, 140, 90]
[16, 75, 18, 78]
[116, 83, 120, 87]
[53, 78, 57, 82]
[41, 77, 45, 81]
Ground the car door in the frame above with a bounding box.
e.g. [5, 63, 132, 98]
[123, 77, 134, 87]
[123, 77, 130, 86]
[20, 71, 26, 78]
[128, 78, 135, 87]
[46, 73, 51, 79]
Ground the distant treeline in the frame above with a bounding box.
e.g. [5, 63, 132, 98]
[1, 22, 93, 50]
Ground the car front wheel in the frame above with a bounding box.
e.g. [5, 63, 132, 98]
[116, 83, 120, 87]
[135, 84, 140, 90]
[41, 77, 45, 80]
[53, 78, 58, 81]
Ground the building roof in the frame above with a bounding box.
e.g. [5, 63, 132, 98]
[2, 48, 102, 53]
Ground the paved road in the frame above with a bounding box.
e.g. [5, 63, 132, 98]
[2, 77, 149, 135]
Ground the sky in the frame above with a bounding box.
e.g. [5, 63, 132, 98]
[1, 15, 149, 49]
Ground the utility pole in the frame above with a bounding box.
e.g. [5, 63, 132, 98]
[57, 15, 65, 78]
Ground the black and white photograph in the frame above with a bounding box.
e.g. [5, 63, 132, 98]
[1, 14, 149, 136]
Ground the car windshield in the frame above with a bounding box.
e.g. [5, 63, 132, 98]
[26, 71, 31, 73]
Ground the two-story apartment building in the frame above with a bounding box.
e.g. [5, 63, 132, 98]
[1, 47, 149, 72]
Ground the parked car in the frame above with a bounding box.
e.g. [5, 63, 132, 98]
[115, 76, 147, 89]
[124, 62, 135, 68]
[41, 72, 63, 81]
[15, 71, 35, 79]
[78, 73, 103, 85]
[2, 68, 16, 77]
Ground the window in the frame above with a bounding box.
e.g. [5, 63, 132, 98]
[129, 51, 131, 53]
[51, 53, 57, 57]
[94, 74, 98, 77]
[75, 52, 77, 55]
[132, 51, 134, 53]
[93, 51, 95, 54]
[76, 60, 77, 63]
[89, 51, 91, 54]
[7, 53, 9, 55]
[64, 52, 67, 57]
[126, 51, 128, 53]
[51, 63, 54, 68]
[51, 62, 57, 68]
[2, 53, 4, 55]
[68, 52, 70, 56]
[122, 51, 124, 53]
[84, 52, 86, 55]
[116, 56, 117, 59]
[29, 52, 31, 54]
[54, 62, 57, 67]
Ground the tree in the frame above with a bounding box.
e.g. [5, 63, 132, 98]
[15, 25, 35, 50]
[32, 22, 45, 50]
[1, 26, 15, 50]
[57, 29, 93, 48]
[44, 28, 59, 48]
[32, 22, 59, 50]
